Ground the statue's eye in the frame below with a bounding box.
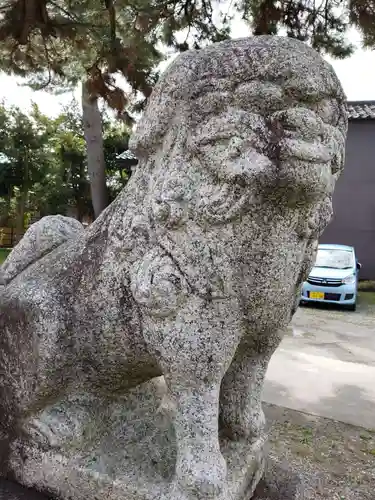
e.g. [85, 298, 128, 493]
[197, 133, 233, 148]
[310, 99, 339, 126]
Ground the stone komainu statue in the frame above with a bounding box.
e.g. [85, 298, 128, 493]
[0, 36, 347, 500]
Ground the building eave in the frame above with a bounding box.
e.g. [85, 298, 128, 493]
[347, 101, 375, 120]
[116, 150, 137, 161]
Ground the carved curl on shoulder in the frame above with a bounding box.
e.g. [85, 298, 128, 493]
[130, 247, 190, 318]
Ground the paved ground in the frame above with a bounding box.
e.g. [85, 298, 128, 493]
[263, 296, 375, 430]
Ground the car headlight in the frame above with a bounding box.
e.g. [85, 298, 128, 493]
[342, 274, 356, 285]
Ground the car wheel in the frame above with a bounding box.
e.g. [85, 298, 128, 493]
[345, 302, 357, 312]
[299, 300, 307, 307]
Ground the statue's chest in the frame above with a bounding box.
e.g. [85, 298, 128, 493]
[157, 220, 306, 305]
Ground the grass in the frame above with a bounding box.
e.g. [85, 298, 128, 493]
[0, 248, 10, 264]
[358, 281, 375, 293]
[358, 291, 375, 306]
[264, 404, 375, 500]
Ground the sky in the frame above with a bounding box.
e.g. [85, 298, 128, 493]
[0, 19, 373, 117]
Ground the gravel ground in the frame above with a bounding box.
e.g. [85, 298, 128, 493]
[263, 403, 375, 500]
[287, 294, 375, 368]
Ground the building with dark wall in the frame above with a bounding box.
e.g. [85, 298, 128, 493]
[321, 102, 375, 280]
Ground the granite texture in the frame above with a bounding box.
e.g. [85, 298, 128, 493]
[0, 36, 347, 500]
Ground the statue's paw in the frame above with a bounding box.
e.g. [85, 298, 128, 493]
[220, 406, 266, 442]
[176, 450, 227, 498]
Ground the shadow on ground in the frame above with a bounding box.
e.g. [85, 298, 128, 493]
[0, 479, 52, 500]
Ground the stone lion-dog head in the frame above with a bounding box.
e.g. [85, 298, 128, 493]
[109, 36, 347, 318]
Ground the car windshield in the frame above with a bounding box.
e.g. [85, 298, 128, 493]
[314, 248, 354, 270]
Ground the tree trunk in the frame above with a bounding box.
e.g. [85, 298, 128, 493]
[15, 157, 28, 244]
[0, 190, 12, 226]
[76, 161, 87, 223]
[253, 0, 280, 35]
[81, 80, 109, 219]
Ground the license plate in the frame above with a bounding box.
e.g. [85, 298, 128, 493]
[310, 291, 325, 300]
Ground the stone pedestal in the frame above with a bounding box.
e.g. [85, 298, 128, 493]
[9, 378, 266, 500]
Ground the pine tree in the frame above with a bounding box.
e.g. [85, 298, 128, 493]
[350, 0, 375, 48]
[237, 0, 375, 56]
[0, 0, 373, 110]
[0, 1, 231, 114]
[0, 1, 231, 217]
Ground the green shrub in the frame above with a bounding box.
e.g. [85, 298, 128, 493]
[0, 248, 10, 264]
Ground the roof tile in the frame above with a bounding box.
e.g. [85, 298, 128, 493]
[116, 150, 137, 160]
[347, 101, 375, 120]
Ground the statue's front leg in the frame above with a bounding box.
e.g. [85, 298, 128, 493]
[146, 296, 242, 498]
[165, 374, 226, 498]
[130, 251, 243, 497]
[141, 303, 242, 497]
[219, 330, 283, 441]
